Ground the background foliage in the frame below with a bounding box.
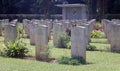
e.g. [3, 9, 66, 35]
[0, 0, 119, 14]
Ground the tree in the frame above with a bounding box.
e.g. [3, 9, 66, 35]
[110, 0, 120, 14]
[33, 0, 54, 18]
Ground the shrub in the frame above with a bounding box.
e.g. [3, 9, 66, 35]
[57, 33, 70, 48]
[17, 23, 24, 39]
[0, 24, 28, 58]
[17, 24, 23, 34]
[66, 42, 71, 49]
[0, 39, 29, 58]
[58, 56, 85, 65]
[65, 28, 71, 36]
[86, 44, 96, 51]
[0, 49, 4, 56]
[91, 30, 101, 38]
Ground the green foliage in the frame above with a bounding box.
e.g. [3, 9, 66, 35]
[0, 24, 28, 58]
[0, 39, 28, 58]
[86, 44, 96, 51]
[96, 22, 101, 27]
[111, 0, 120, 14]
[0, 25, 28, 58]
[100, 32, 107, 38]
[91, 30, 106, 38]
[91, 30, 101, 38]
[17, 23, 24, 39]
[0, 36, 120, 71]
[104, 14, 120, 19]
[17, 24, 23, 34]
[66, 42, 71, 49]
[58, 56, 85, 65]
[57, 33, 70, 48]
[40, 45, 51, 59]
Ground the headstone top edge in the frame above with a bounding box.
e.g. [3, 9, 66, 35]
[56, 4, 86, 7]
[77, 26, 86, 29]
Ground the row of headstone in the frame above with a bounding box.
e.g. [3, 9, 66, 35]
[52, 19, 88, 47]
[2, 18, 120, 62]
[2, 18, 96, 61]
[102, 19, 120, 52]
[48, 19, 95, 61]
[52, 19, 95, 46]
[22, 19, 88, 46]
[22, 19, 96, 61]
[22, 19, 50, 60]
[0, 19, 49, 60]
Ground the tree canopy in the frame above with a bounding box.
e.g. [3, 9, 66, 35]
[0, 0, 54, 14]
[0, 0, 119, 14]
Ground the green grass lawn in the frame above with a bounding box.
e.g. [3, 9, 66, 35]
[91, 38, 108, 44]
[0, 36, 120, 71]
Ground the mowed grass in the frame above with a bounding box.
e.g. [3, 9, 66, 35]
[0, 36, 120, 71]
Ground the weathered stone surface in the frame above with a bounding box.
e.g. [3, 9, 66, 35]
[40, 19, 45, 24]
[32, 19, 53, 41]
[53, 19, 59, 24]
[80, 24, 90, 44]
[45, 21, 53, 40]
[29, 21, 38, 45]
[112, 19, 120, 24]
[37, 20, 53, 41]
[53, 23, 63, 47]
[23, 19, 28, 34]
[102, 19, 112, 43]
[102, 19, 120, 52]
[10, 19, 18, 26]
[35, 25, 48, 60]
[71, 26, 87, 61]
[62, 20, 71, 31]
[102, 19, 108, 36]
[0, 20, 3, 36]
[23, 19, 31, 38]
[109, 23, 120, 52]
[4, 24, 17, 46]
[57, 4, 88, 20]
[79, 19, 95, 44]
[4, 19, 9, 25]
[87, 19, 96, 40]
[87, 19, 96, 32]
[77, 19, 87, 25]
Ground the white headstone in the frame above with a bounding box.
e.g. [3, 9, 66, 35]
[4, 24, 17, 46]
[53, 23, 63, 47]
[35, 25, 49, 60]
[71, 26, 87, 61]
